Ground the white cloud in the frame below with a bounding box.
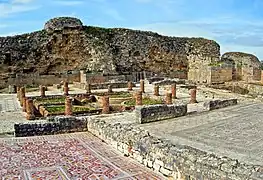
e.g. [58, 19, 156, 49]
[0, 0, 39, 17]
[53, 0, 84, 6]
[12, 0, 34, 4]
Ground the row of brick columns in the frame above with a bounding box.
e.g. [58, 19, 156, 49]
[64, 96, 111, 115]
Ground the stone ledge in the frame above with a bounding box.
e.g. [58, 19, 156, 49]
[204, 98, 237, 111]
[86, 117, 262, 179]
[135, 104, 187, 124]
[14, 116, 87, 137]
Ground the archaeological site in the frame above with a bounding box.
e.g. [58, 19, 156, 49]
[1, 17, 263, 179]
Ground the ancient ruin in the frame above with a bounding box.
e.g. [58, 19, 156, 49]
[1, 17, 263, 179]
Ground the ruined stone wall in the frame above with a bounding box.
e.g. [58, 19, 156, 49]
[4, 73, 80, 87]
[210, 61, 233, 83]
[221, 52, 261, 82]
[135, 104, 187, 124]
[0, 17, 221, 87]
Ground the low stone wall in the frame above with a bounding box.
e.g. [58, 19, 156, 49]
[147, 77, 165, 84]
[135, 104, 187, 124]
[6, 73, 80, 88]
[225, 81, 263, 96]
[86, 117, 262, 179]
[204, 98, 237, 111]
[73, 81, 133, 90]
[153, 78, 185, 86]
[14, 116, 87, 137]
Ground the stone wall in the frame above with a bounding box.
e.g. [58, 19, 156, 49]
[204, 99, 237, 111]
[135, 104, 187, 124]
[152, 78, 185, 86]
[225, 81, 263, 96]
[14, 116, 87, 137]
[221, 52, 262, 82]
[0, 17, 220, 88]
[87, 117, 262, 179]
[4, 73, 80, 87]
[210, 62, 233, 83]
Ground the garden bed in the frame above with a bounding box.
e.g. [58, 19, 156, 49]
[122, 96, 163, 106]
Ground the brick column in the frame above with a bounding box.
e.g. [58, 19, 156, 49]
[171, 84, 177, 99]
[22, 97, 27, 112]
[26, 99, 35, 120]
[154, 85, 159, 96]
[102, 96, 110, 114]
[127, 81, 133, 91]
[135, 91, 143, 106]
[140, 80, 145, 93]
[16, 87, 20, 99]
[166, 92, 172, 105]
[63, 81, 69, 96]
[65, 97, 73, 116]
[85, 83, 91, 94]
[39, 85, 46, 98]
[20, 87, 25, 106]
[108, 85, 113, 94]
[190, 88, 197, 104]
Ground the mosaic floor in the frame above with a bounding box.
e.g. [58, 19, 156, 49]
[0, 132, 165, 180]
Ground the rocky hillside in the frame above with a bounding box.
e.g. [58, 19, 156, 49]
[0, 17, 220, 81]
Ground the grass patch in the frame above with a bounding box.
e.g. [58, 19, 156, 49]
[45, 105, 95, 114]
[124, 97, 163, 106]
[110, 92, 132, 98]
[35, 97, 65, 104]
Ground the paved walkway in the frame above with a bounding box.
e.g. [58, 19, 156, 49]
[0, 94, 26, 135]
[138, 102, 263, 166]
[0, 132, 165, 179]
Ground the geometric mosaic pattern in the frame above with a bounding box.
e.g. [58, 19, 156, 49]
[0, 132, 165, 179]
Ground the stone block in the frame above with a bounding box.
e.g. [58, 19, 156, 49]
[135, 104, 187, 124]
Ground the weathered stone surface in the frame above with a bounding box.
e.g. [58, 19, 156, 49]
[86, 115, 262, 179]
[44, 17, 83, 32]
[14, 115, 87, 137]
[135, 104, 187, 124]
[0, 17, 219, 88]
[204, 98, 237, 111]
[221, 52, 261, 82]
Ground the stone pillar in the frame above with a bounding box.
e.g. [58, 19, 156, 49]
[63, 81, 69, 96]
[102, 96, 110, 114]
[20, 87, 25, 106]
[140, 80, 145, 93]
[22, 97, 27, 112]
[166, 92, 172, 105]
[16, 87, 20, 99]
[26, 99, 35, 120]
[128, 81, 133, 91]
[65, 97, 73, 116]
[171, 84, 177, 99]
[39, 85, 46, 98]
[108, 85, 113, 94]
[190, 88, 197, 104]
[154, 85, 159, 96]
[135, 91, 143, 106]
[85, 83, 91, 94]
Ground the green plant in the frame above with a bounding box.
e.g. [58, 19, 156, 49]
[35, 97, 65, 104]
[124, 97, 163, 106]
[45, 105, 95, 114]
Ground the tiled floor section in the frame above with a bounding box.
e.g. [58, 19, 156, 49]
[0, 132, 165, 180]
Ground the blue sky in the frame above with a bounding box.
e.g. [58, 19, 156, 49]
[0, 0, 263, 59]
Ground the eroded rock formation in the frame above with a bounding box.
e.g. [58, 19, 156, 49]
[0, 17, 220, 84]
[221, 52, 261, 81]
